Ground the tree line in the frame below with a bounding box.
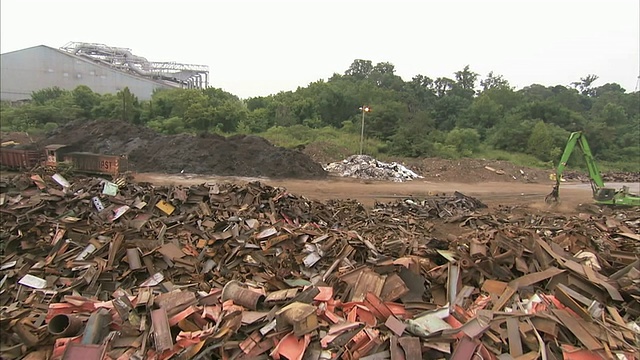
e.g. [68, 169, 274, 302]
[1, 60, 638, 169]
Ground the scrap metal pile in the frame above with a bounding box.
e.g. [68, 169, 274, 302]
[0, 172, 639, 360]
[325, 155, 423, 182]
[562, 171, 640, 183]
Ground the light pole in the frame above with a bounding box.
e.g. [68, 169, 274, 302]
[359, 105, 370, 155]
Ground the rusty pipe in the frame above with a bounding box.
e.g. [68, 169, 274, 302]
[459, 257, 473, 269]
[48, 314, 83, 337]
[221, 280, 265, 310]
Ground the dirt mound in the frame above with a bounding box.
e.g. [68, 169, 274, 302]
[43, 120, 158, 154]
[39, 120, 327, 179]
[302, 141, 352, 165]
[300, 147, 554, 184]
[0, 131, 42, 147]
[399, 157, 554, 184]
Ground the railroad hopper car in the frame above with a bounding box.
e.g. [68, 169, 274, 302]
[0, 148, 42, 170]
[45, 145, 128, 177]
[63, 152, 128, 176]
[0, 145, 128, 177]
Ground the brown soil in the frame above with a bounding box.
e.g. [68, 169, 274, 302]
[35, 120, 327, 179]
[0, 131, 42, 145]
[302, 141, 352, 165]
[300, 145, 555, 184]
[6, 123, 634, 185]
[134, 173, 592, 212]
[401, 157, 554, 183]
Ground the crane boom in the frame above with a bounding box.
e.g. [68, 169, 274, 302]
[546, 131, 640, 207]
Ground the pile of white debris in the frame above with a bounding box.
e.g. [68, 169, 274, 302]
[324, 155, 423, 182]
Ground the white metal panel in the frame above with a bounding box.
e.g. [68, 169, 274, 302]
[0, 45, 177, 101]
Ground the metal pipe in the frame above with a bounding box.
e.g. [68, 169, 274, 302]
[221, 280, 265, 310]
[48, 314, 83, 337]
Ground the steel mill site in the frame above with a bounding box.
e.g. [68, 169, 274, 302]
[1, 33, 639, 360]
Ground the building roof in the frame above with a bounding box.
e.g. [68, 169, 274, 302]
[1, 45, 180, 89]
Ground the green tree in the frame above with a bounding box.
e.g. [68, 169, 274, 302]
[445, 127, 480, 156]
[311, 82, 355, 127]
[92, 94, 121, 119]
[433, 77, 455, 98]
[363, 101, 407, 141]
[246, 96, 272, 111]
[239, 108, 273, 133]
[432, 95, 470, 131]
[459, 94, 503, 138]
[489, 115, 535, 153]
[184, 102, 214, 132]
[389, 111, 436, 156]
[452, 65, 478, 99]
[117, 87, 141, 123]
[480, 71, 511, 91]
[345, 59, 373, 79]
[72, 85, 100, 119]
[527, 121, 555, 161]
[404, 75, 436, 110]
[212, 100, 248, 132]
[370, 62, 404, 90]
[482, 86, 523, 111]
[31, 87, 66, 105]
[515, 100, 584, 130]
[3, 59, 636, 171]
[571, 74, 599, 96]
[203, 87, 240, 107]
[600, 103, 627, 127]
[148, 116, 186, 134]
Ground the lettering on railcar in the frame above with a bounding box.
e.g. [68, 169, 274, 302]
[99, 160, 113, 170]
[71, 155, 118, 173]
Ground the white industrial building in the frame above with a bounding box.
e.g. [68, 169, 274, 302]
[0, 43, 209, 101]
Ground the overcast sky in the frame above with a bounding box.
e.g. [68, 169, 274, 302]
[1, 0, 638, 98]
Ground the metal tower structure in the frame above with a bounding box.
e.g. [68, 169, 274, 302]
[60, 42, 209, 89]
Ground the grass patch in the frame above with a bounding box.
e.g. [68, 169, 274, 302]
[474, 147, 551, 169]
[259, 125, 385, 158]
[595, 160, 640, 173]
[475, 146, 638, 172]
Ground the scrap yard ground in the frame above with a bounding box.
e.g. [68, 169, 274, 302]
[136, 172, 609, 210]
[1, 125, 639, 360]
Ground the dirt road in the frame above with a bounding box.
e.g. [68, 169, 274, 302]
[135, 173, 612, 212]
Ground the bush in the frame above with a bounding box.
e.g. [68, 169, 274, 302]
[445, 127, 480, 156]
[259, 125, 384, 157]
[43, 122, 59, 132]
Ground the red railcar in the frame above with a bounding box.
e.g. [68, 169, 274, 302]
[0, 145, 128, 177]
[63, 152, 128, 176]
[0, 148, 42, 170]
[44, 145, 128, 176]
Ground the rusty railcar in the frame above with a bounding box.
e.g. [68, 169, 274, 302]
[0, 148, 42, 170]
[45, 145, 129, 177]
[63, 152, 128, 176]
[1, 145, 129, 176]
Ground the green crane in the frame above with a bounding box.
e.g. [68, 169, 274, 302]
[545, 131, 640, 206]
